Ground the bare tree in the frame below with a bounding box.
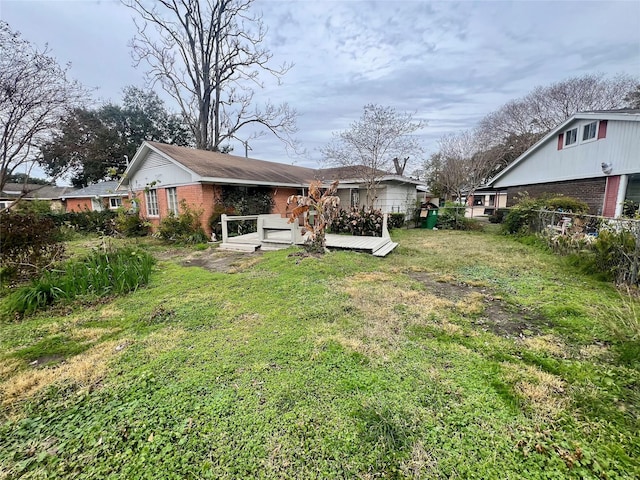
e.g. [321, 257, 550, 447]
[0, 21, 86, 191]
[123, 0, 298, 152]
[321, 104, 425, 207]
[478, 73, 637, 163]
[425, 130, 501, 202]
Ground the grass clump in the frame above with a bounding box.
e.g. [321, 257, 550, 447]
[3, 248, 155, 317]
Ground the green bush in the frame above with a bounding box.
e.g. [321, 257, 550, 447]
[388, 213, 406, 229]
[436, 203, 483, 231]
[12, 199, 53, 216]
[502, 194, 588, 235]
[330, 207, 386, 236]
[3, 247, 155, 316]
[488, 208, 509, 224]
[158, 200, 208, 244]
[0, 211, 65, 281]
[114, 211, 150, 237]
[48, 210, 118, 235]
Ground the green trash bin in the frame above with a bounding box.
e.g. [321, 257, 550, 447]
[425, 208, 438, 229]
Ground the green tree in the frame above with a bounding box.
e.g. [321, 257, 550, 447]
[41, 87, 192, 187]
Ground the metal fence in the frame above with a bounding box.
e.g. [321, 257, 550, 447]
[528, 209, 640, 286]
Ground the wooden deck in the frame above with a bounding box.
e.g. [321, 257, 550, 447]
[219, 214, 398, 256]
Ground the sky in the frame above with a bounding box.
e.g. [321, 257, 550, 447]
[2, 0, 639, 178]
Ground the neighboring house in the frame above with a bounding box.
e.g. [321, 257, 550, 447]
[0, 183, 77, 212]
[487, 109, 640, 217]
[61, 181, 130, 212]
[466, 189, 508, 217]
[119, 141, 425, 235]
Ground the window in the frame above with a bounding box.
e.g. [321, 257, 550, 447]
[167, 188, 178, 215]
[109, 197, 122, 209]
[582, 121, 597, 141]
[564, 128, 578, 146]
[350, 189, 359, 207]
[145, 190, 159, 216]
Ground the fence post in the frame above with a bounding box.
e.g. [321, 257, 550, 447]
[221, 214, 228, 244]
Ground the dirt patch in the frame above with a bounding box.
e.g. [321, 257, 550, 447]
[409, 272, 551, 338]
[155, 247, 264, 273]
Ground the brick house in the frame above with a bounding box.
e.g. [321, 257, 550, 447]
[62, 181, 130, 212]
[119, 142, 425, 235]
[487, 109, 640, 217]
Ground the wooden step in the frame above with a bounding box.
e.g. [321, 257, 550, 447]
[219, 242, 260, 252]
[372, 241, 398, 257]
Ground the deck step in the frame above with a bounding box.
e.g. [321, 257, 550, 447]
[372, 241, 398, 257]
[219, 242, 260, 252]
[260, 241, 294, 251]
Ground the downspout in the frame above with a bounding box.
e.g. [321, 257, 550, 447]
[614, 174, 628, 218]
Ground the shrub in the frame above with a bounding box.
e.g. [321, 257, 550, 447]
[330, 207, 385, 237]
[50, 210, 118, 235]
[158, 200, 208, 244]
[436, 203, 483, 231]
[502, 194, 588, 235]
[12, 199, 53, 215]
[114, 211, 150, 237]
[488, 208, 509, 224]
[388, 213, 406, 229]
[0, 211, 65, 281]
[3, 247, 155, 316]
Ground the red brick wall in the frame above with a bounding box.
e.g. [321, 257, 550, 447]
[505, 177, 607, 214]
[272, 187, 299, 217]
[65, 198, 93, 212]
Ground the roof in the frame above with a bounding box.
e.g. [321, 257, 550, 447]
[1, 183, 77, 200]
[488, 109, 640, 186]
[61, 181, 127, 199]
[147, 142, 316, 185]
[122, 141, 427, 189]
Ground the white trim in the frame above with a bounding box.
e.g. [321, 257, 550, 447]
[615, 174, 629, 218]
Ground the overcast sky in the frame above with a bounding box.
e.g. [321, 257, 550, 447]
[2, 0, 639, 175]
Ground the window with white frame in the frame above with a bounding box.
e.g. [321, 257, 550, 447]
[564, 127, 578, 146]
[582, 121, 597, 141]
[145, 189, 159, 216]
[167, 187, 179, 215]
[109, 197, 122, 209]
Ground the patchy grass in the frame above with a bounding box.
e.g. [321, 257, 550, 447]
[0, 229, 639, 478]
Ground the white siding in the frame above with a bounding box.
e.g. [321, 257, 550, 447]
[379, 184, 416, 214]
[494, 119, 640, 188]
[130, 151, 194, 190]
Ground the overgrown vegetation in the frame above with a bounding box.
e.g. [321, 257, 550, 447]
[0, 230, 638, 478]
[502, 194, 589, 235]
[208, 186, 275, 238]
[158, 200, 207, 244]
[0, 211, 65, 281]
[2, 246, 155, 317]
[436, 203, 483, 231]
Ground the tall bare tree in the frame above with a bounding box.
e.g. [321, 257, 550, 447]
[321, 104, 425, 207]
[123, 0, 298, 152]
[0, 21, 86, 191]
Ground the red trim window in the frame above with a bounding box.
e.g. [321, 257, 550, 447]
[597, 120, 607, 139]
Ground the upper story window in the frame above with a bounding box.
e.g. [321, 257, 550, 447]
[167, 187, 179, 215]
[145, 189, 159, 217]
[582, 121, 597, 141]
[564, 127, 578, 146]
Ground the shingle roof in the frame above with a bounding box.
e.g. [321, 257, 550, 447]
[1, 183, 77, 199]
[148, 142, 316, 185]
[62, 181, 126, 198]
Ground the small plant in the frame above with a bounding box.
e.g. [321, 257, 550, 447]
[288, 180, 340, 253]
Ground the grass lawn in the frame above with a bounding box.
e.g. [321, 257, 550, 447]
[1, 229, 638, 478]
